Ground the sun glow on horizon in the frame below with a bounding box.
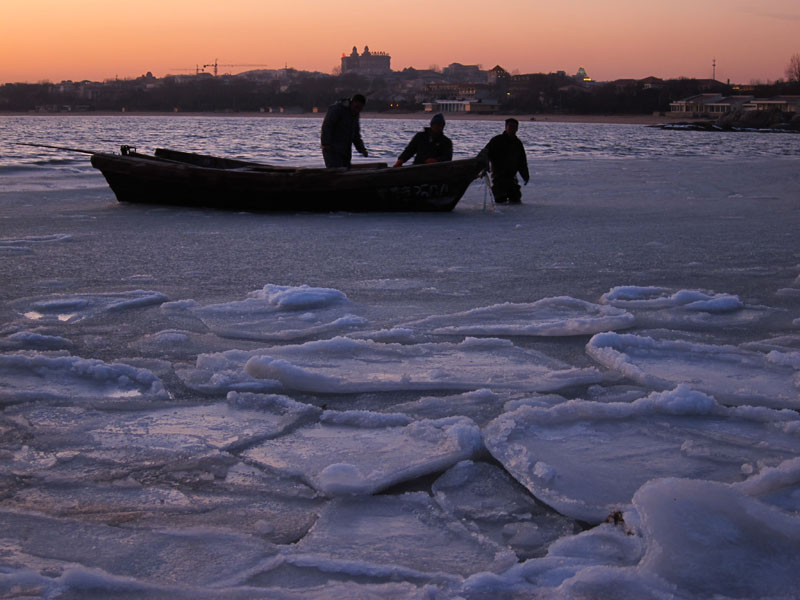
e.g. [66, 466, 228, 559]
[1, 0, 798, 85]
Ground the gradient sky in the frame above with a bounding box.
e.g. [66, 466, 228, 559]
[2, 0, 798, 84]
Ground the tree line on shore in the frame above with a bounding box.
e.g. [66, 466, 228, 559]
[1, 69, 798, 116]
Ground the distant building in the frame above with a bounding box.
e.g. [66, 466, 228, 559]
[442, 63, 483, 82]
[669, 94, 752, 115]
[574, 67, 593, 83]
[423, 99, 500, 114]
[341, 46, 391, 76]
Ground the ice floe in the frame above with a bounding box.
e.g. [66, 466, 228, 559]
[402, 297, 635, 336]
[289, 493, 518, 578]
[600, 285, 775, 329]
[0, 352, 169, 405]
[11, 289, 168, 324]
[483, 385, 800, 523]
[243, 412, 483, 496]
[586, 331, 800, 408]
[162, 284, 367, 342]
[240, 336, 604, 394]
[432, 460, 580, 559]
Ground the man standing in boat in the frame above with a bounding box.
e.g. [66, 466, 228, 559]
[392, 113, 452, 167]
[320, 94, 369, 168]
[480, 118, 529, 204]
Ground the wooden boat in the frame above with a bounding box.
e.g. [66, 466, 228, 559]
[90, 146, 484, 212]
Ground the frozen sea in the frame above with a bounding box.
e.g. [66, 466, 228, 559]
[1, 115, 800, 599]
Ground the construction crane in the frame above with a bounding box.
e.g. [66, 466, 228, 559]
[202, 59, 271, 77]
[168, 65, 204, 75]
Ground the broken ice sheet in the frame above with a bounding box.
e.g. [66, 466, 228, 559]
[0, 509, 276, 588]
[288, 492, 518, 578]
[161, 283, 367, 342]
[0, 352, 169, 406]
[599, 285, 774, 330]
[732, 456, 800, 513]
[402, 297, 635, 337]
[6, 465, 322, 545]
[586, 331, 800, 409]
[483, 385, 800, 523]
[432, 460, 580, 559]
[243, 412, 483, 496]
[633, 477, 800, 599]
[11, 289, 168, 324]
[241, 336, 604, 394]
[388, 388, 564, 427]
[2, 393, 319, 483]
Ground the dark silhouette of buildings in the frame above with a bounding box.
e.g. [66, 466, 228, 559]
[341, 46, 391, 76]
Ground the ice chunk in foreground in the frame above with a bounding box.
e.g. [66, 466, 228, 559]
[243, 413, 483, 496]
[586, 331, 800, 409]
[290, 492, 518, 578]
[483, 386, 800, 523]
[0, 352, 168, 405]
[162, 283, 366, 341]
[634, 477, 800, 598]
[243, 336, 603, 393]
[11, 289, 168, 324]
[403, 297, 635, 336]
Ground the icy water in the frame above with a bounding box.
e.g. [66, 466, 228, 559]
[1, 115, 800, 599]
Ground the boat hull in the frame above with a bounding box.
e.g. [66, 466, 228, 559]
[90, 149, 483, 212]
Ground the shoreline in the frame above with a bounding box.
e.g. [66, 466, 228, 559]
[0, 111, 706, 126]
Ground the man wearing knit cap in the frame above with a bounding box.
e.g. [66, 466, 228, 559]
[393, 113, 453, 167]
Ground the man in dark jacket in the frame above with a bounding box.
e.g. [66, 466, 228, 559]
[482, 118, 529, 203]
[392, 113, 453, 167]
[320, 94, 368, 168]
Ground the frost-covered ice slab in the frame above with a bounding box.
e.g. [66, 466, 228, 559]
[0, 352, 169, 405]
[162, 284, 367, 342]
[459, 521, 648, 598]
[176, 349, 285, 395]
[0, 509, 275, 588]
[6, 464, 322, 544]
[0, 330, 73, 351]
[633, 478, 800, 598]
[1, 393, 319, 481]
[432, 461, 579, 559]
[483, 386, 800, 523]
[733, 456, 800, 514]
[243, 413, 483, 496]
[389, 388, 562, 427]
[586, 332, 800, 408]
[403, 297, 634, 336]
[242, 337, 603, 394]
[290, 493, 518, 578]
[11, 289, 168, 323]
[599, 285, 772, 329]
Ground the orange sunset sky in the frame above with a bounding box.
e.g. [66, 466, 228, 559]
[1, 0, 798, 85]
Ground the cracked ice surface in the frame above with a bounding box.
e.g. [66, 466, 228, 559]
[243, 412, 483, 496]
[483, 385, 800, 523]
[402, 297, 635, 336]
[161, 284, 367, 342]
[586, 331, 800, 408]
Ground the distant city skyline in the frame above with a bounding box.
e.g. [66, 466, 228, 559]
[2, 0, 798, 85]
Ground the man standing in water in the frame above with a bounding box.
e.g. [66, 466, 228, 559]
[392, 113, 452, 167]
[481, 118, 529, 203]
[320, 94, 369, 168]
